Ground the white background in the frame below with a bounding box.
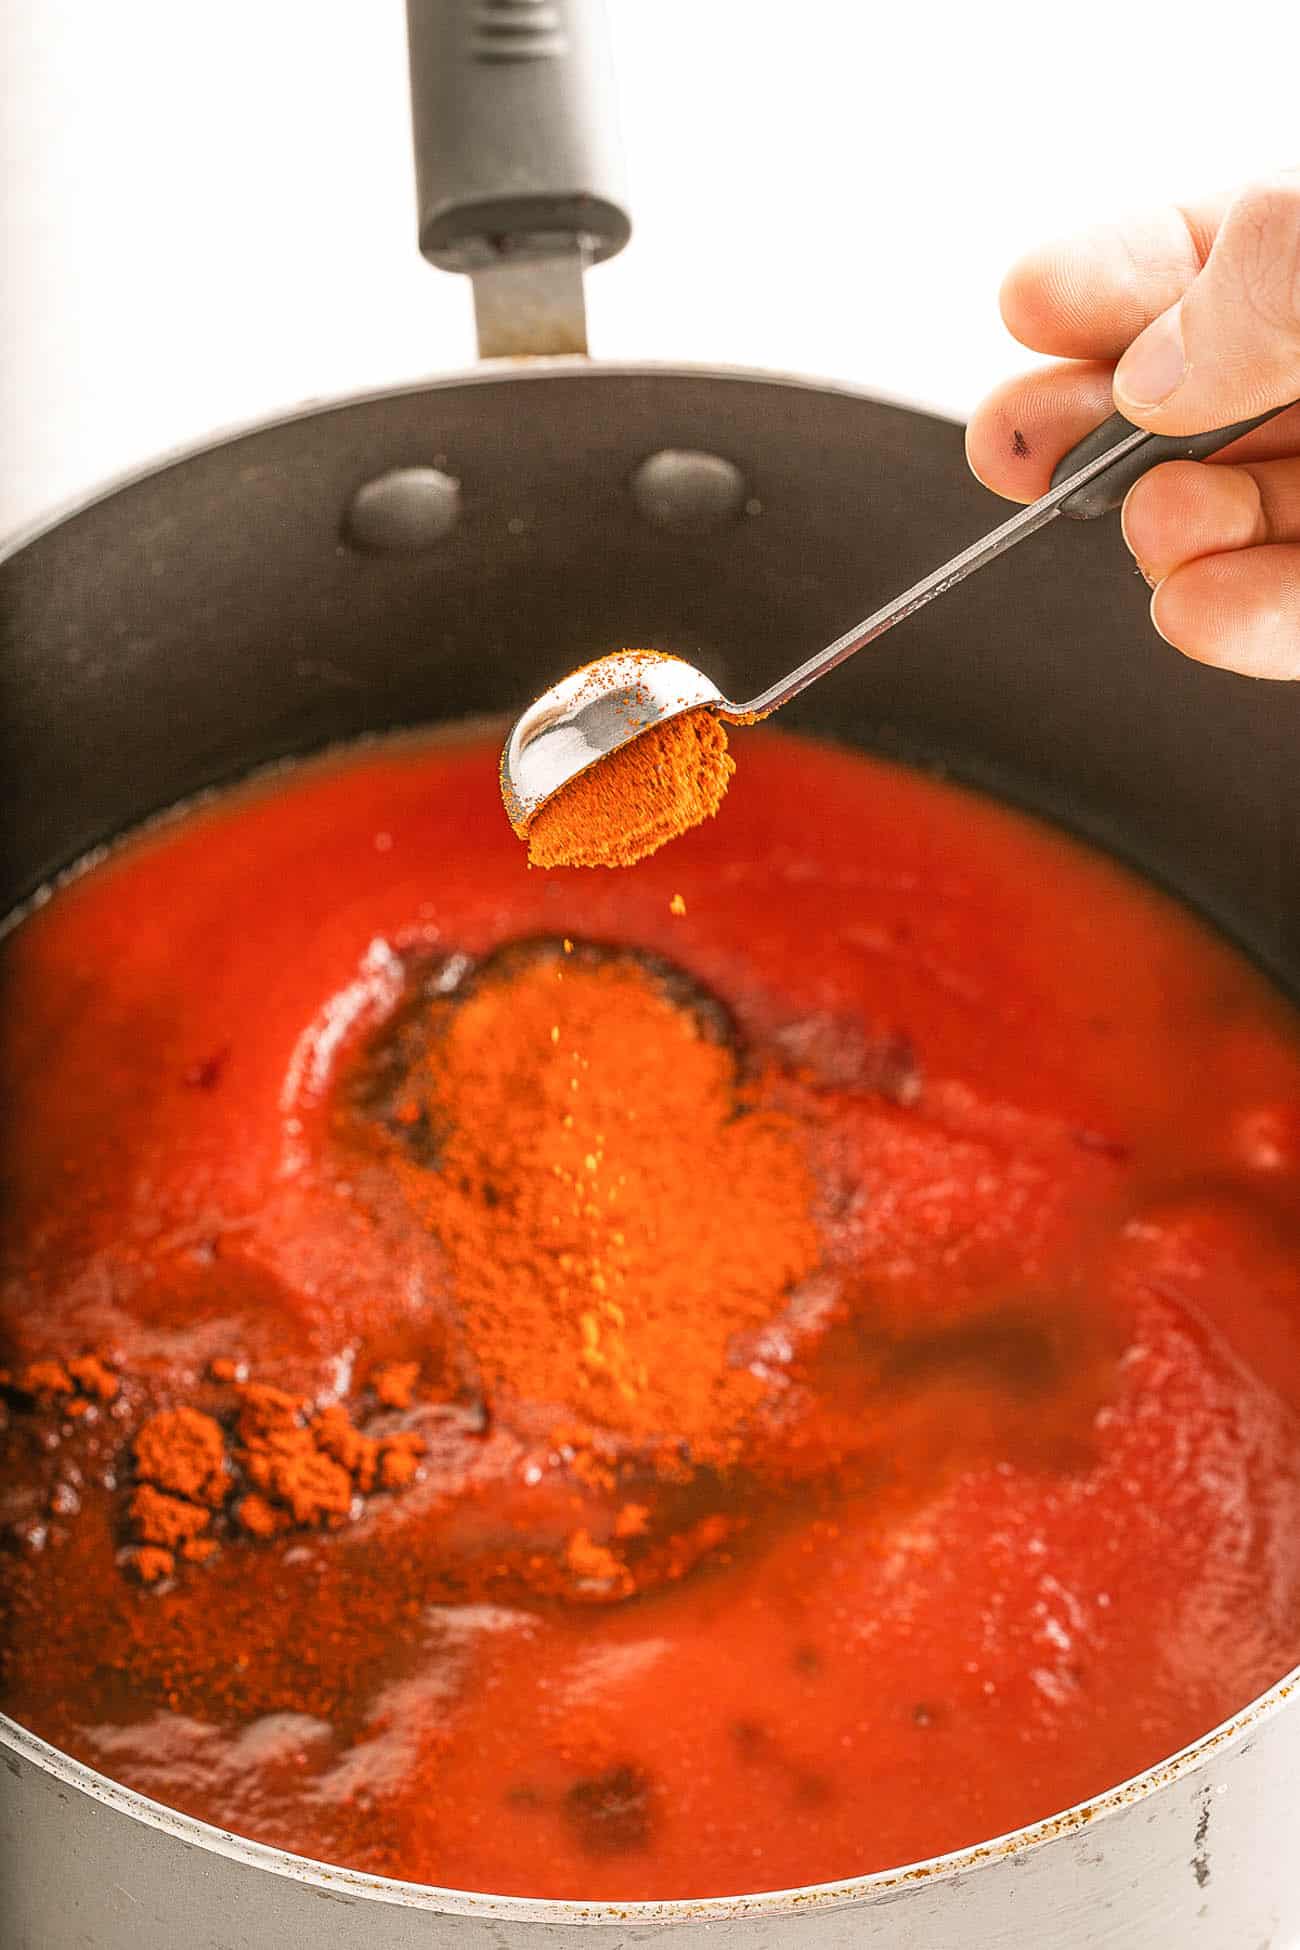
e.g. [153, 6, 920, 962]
[2, 0, 1295, 538]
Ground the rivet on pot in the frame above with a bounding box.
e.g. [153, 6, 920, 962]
[630, 450, 747, 533]
[346, 467, 461, 553]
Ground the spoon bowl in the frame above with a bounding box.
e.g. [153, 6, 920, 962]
[500, 650, 732, 829]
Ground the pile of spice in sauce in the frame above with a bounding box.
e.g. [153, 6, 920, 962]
[2, 726, 1299, 1901]
[368, 941, 819, 1448]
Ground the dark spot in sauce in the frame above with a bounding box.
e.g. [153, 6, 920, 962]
[731, 1717, 770, 1758]
[883, 1312, 1063, 1397]
[911, 1701, 945, 1728]
[183, 1046, 230, 1090]
[564, 1764, 654, 1855]
[790, 1770, 832, 1808]
[732, 1720, 830, 1808]
[792, 1643, 822, 1674]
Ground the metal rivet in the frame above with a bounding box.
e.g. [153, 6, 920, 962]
[629, 450, 747, 533]
[346, 467, 461, 553]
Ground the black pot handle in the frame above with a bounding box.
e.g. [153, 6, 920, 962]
[405, 0, 630, 356]
[1051, 403, 1295, 520]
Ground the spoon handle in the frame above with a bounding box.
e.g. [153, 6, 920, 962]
[735, 426, 1156, 717]
[736, 398, 1298, 718]
[405, 0, 630, 358]
[1051, 403, 1296, 521]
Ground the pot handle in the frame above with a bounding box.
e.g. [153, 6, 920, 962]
[405, 0, 630, 358]
[1051, 403, 1294, 520]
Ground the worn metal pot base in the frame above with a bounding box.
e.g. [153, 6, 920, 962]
[3, 1682, 1297, 1947]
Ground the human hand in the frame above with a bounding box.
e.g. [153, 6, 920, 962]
[966, 173, 1300, 679]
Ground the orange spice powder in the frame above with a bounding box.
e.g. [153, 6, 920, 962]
[124, 1382, 427, 1583]
[522, 708, 735, 870]
[386, 949, 819, 1450]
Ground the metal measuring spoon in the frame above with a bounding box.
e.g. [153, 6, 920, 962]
[501, 402, 1294, 831]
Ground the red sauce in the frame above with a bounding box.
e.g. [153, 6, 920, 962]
[2, 727, 1299, 1899]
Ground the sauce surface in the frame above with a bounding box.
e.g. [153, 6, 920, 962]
[2, 728, 1299, 1899]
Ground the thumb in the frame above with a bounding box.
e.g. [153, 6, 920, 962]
[1113, 170, 1300, 434]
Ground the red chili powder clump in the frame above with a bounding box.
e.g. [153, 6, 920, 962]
[232, 1383, 424, 1529]
[129, 1406, 229, 1581]
[124, 1383, 426, 1583]
[521, 707, 735, 870]
[387, 950, 819, 1450]
[135, 1405, 229, 1504]
[0, 1353, 119, 1407]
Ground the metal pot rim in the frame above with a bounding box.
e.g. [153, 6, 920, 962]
[3, 368, 1295, 1921]
[3, 1673, 1295, 1921]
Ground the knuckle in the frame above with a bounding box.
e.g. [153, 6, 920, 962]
[1222, 178, 1300, 340]
[1128, 458, 1196, 526]
[998, 251, 1054, 341]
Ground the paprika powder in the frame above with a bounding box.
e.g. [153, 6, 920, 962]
[520, 703, 734, 870]
[367, 942, 819, 1448]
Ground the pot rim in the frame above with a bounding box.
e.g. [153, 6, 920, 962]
[0, 356, 948, 568]
[3, 363, 1296, 1920]
[3, 1673, 1296, 1922]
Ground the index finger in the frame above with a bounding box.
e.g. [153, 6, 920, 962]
[999, 190, 1233, 362]
[965, 361, 1300, 506]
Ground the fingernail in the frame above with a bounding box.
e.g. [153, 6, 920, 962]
[1115, 307, 1187, 412]
[1149, 581, 1174, 645]
[1119, 485, 1157, 586]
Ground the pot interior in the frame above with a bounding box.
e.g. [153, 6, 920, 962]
[2, 367, 1296, 996]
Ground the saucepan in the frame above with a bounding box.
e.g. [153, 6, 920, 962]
[1, 2, 1297, 1945]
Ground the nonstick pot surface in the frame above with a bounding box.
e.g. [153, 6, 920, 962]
[2, 365, 1296, 995]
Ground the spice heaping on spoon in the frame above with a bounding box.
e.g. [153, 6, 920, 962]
[501, 400, 1299, 870]
[501, 649, 739, 869]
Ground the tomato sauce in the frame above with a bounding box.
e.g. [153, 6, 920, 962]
[2, 727, 1299, 1900]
